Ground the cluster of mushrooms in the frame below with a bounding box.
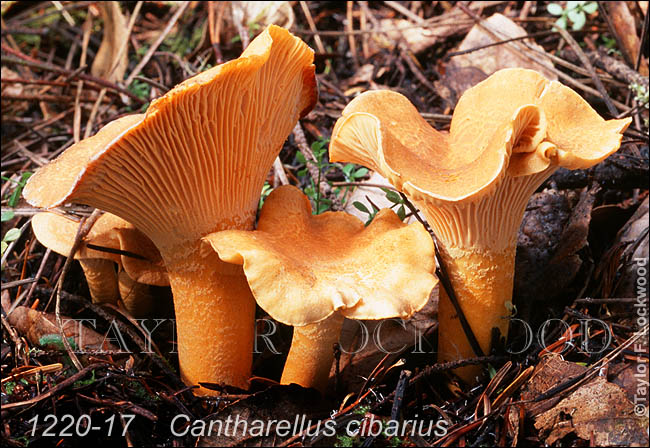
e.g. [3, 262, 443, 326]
[24, 25, 630, 395]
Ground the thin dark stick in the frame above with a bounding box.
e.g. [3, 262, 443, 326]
[2, 362, 109, 409]
[85, 243, 149, 261]
[554, 26, 618, 116]
[445, 30, 558, 58]
[635, 7, 649, 73]
[390, 369, 412, 421]
[1, 49, 145, 105]
[55, 210, 103, 371]
[398, 192, 485, 358]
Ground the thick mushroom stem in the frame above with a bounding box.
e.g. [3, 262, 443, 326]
[435, 245, 515, 379]
[165, 248, 255, 393]
[420, 168, 555, 380]
[280, 313, 345, 393]
[117, 270, 155, 316]
[79, 258, 119, 305]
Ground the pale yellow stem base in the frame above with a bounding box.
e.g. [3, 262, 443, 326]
[79, 258, 119, 305]
[167, 250, 255, 395]
[280, 313, 345, 393]
[437, 245, 515, 382]
[117, 270, 154, 317]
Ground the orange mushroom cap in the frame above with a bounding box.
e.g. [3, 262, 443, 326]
[204, 185, 437, 392]
[23, 25, 317, 393]
[23, 25, 317, 255]
[31, 211, 167, 284]
[205, 185, 437, 325]
[330, 68, 631, 251]
[329, 68, 630, 381]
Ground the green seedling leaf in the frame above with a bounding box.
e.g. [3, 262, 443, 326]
[555, 15, 568, 30]
[3, 227, 21, 242]
[296, 151, 307, 164]
[397, 205, 406, 221]
[568, 10, 586, 30]
[39, 334, 78, 350]
[353, 201, 370, 214]
[353, 167, 369, 178]
[1, 210, 15, 222]
[1, 241, 7, 255]
[7, 172, 33, 207]
[583, 2, 597, 14]
[385, 190, 402, 204]
[546, 3, 564, 15]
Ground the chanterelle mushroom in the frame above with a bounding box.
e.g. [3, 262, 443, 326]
[329, 68, 630, 381]
[31, 212, 167, 316]
[204, 185, 438, 393]
[23, 25, 317, 394]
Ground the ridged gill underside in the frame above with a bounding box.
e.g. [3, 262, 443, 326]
[24, 25, 317, 259]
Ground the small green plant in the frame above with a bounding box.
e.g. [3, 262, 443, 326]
[73, 369, 96, 388]
[231, 21, 262, 44]
[1, 227, 22, 257]
[353, 404, 371, 415]
[547, 1, 597, 31]
[3, 379, 28, 395]
[39, 334, 78, 351]
[335, 434, 358, 447]
[1, 172, 31, 257]
[295, 137, 372, 215]
[4, 380, 16, 395]
[2, 172, 32, 207]
[296, 137, 333, 215]
[600, 35, 621, 56]
[258, 182, 273, 210]
[487, 364, 498, 379]
[128, 79, 151, 102]
[352, 201, 380, 225]
[629, 82, 649, 109]
[353, 188, 408, 226]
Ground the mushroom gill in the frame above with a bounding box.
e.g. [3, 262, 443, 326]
[23, 25, 318, 394]
[329, 68, 630, 381]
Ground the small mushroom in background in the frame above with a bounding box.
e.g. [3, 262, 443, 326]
[23, 25, 318, 394]
[329, 68, 631, 382]
[204, 185, 438, 393]
[31, 211, 168, 316]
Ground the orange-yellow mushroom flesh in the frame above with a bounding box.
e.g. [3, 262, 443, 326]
[23, 26, 318, 394]
[205, 185, 438, 393]
[329, 68, 631, 381]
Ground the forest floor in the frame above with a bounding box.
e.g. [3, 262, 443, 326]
[1, 1, 649, 446]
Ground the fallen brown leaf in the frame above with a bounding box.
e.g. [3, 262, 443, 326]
[521, 355, 588, 417]
[436, 13, 557, 108]
[5, 305, 118, 352]
[91, 2, 129, 83]
[334, 288, 438, 394]
[534, 376, 648, 446]
[198, 384, 324, 447]
[515, 189, 575, 302]
[613, 197, 649, 298]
